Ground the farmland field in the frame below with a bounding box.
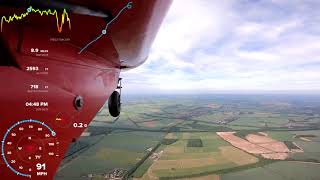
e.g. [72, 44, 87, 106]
[55, 131, 164, 179]
[56, 94, 320, 180]
[134, 132, 258, 179]
[222, 161, 320, 180]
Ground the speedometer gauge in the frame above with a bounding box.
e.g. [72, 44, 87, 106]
[1, 120, 59, 178]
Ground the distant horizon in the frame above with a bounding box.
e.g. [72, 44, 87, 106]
[122, 90, 320, 96]
[122, 0, 320, 93]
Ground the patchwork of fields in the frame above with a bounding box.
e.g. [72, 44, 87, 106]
[135, 132, 259, 179]
[56, 95, 320, 180]
[55, 131, 164, 180]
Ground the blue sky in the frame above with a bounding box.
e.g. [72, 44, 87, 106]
[122, 0, 320, 94]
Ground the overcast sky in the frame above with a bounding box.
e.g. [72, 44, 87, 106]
[122, 0, 320, 94]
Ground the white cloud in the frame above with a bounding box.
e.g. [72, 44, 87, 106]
[122, 0, 320, 94]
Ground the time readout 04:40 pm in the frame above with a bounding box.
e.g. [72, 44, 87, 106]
[25, 102, 48, 107]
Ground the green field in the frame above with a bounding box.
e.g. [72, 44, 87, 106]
[55, 131, 164, 179]
[57, 95, 320, 180]
[222, 161, 320, 180]
[133, 132, 259, 179]
[266, 131, 295, 141]
[290, 141, 320, 162]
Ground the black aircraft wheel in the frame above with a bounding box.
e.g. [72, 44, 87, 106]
[108, 91, 121, 117]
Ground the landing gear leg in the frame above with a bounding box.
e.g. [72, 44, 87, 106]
[108, 78, 122, 117]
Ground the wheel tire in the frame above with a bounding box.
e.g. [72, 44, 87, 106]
[108, 91, 121, 117]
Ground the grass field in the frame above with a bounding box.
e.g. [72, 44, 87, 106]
[266, 131, 295, 141]
[221, 161, 320, 180]
[132, 158, 154, 178]
[56, 131, 164, 180]
[59, 94, 320, 180]
[136, 132, 259, 179]
[229, 116, 287, 128]
[290, 141, 320, 162]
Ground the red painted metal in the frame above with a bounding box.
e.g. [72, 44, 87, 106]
[0, 0, 171, 179]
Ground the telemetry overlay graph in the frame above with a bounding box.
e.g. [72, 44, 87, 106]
[78, 2, 133, 54]
[1, 6, 71, 33]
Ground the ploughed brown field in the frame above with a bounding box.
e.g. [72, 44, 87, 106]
[216, 132, 303, 160]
